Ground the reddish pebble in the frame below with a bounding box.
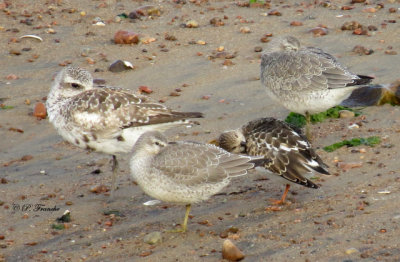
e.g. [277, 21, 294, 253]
[385, 50, 397, 55]
[363, 7, 376, 13]
[104, 221, 113, 226]
[139, 86, 153, 94]
[223, 59, 234, 66]
[309, 27, 328, 36]
[202, 95, 211, 100]
[268, 10, 281, 16]
[388, 8, 396, 13]
[90, 184, 109, 194]
[342, 6, 355, 10]
[114, 30, 139, 44]
[0, 235, 5, 240]
[139, 251, 152, 257]
[33, 102, 47, 119]
[290, 21, 303, 26]
[353, 28, 368, 35]
[21, 155, 33, 161]
[6, 74, 18, 80]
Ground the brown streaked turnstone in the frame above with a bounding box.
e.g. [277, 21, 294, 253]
[46, 66, 203, 198]
[218, 117, 330, 205]
[130, 131, 255, 232]
[261, 36, 373, 138]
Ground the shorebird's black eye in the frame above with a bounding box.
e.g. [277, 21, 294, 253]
[71, 83, 81, 89]
[155, 141, 160, 146]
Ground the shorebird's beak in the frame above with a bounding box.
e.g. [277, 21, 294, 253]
[240, 141, 247, 151]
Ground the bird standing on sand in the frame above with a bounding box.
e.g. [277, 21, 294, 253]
[261, 36, 373, 139]
[46, 67, 203, 198]
[218, 117, 330, 205]
[130, 131, 255, 232]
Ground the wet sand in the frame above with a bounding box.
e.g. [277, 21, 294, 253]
[1, 0, 400, 261]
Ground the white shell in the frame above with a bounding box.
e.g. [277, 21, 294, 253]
[20, 34, 43, 42]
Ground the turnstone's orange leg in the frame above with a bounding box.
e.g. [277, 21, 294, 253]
[270, 184, 290, 205]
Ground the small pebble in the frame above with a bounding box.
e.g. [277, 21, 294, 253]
[290, 21, 303, 26]
[186, 20, 199, 28]
[239, 26, 250, 33]
[109, 60, 134, 72]
[139, 86, 153, 94]
[222, 239, 245, 261]
[90, 184, 109, 194]
[268, 10, 282, 16]
[352, 45, 374, 55]
[143, 231, 162, 245]
[254, 46, 262, 52]
[345, 247, 359, 255]
[169, 91, 180, 97]
[114, 30, 139, 44]
[33, 102, 47, 119]
[339, 110, 355, 118]
[309, 27, 328, 36]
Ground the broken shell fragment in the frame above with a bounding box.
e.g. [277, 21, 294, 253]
[19, 35, 43, 42]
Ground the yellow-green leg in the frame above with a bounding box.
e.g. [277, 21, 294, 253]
[167, 204, 191, 233]
[181, 204, 191, 232]
[305, 112, 312, 141]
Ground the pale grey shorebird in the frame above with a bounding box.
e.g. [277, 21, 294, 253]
[130, 131, 256, 232]
[46, 66, 203, 199]
[218, 117, 330, 205]
[261, 36, 373, 138]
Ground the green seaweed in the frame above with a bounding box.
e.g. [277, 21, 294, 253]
[285, 106, 361, 128]
[0, 105, 14, 110]
[249, 0, 265, 3]
[323, 136, 381, 152]
[103, 210, 123, 217]
[51, 223, 65, 230]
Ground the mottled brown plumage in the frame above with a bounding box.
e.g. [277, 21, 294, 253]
[218, 117, 330, 201]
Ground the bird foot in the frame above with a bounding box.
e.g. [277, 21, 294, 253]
[269, 198, 289, 206]
[265, 205, 283, 212]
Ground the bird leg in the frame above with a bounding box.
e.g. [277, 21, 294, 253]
[109, 155, 118, 200]
[305, 111, 312, 141]
[167, 204, 191, 233]
[269, 184, 291, 205]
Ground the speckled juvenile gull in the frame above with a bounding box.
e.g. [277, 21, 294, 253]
[46, 66, 203, 198]
[261, 36, 373, 137]
[130, 131, 255, 232]
[218, 117, 330, 205]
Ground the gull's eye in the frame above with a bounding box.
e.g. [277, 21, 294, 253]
[155, 141, 160, 146]
[71, 83, 81, 89]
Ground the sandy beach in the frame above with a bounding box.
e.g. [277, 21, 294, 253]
[1, 0, 400, 261]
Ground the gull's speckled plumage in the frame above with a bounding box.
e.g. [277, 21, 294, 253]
[46, 66, 203, 196]
[218, 117, 330, 189]
[261, 36, 373, 115]
[47, 66, 203, 155]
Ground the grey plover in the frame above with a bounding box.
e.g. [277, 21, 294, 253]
[218, 117, 330, 205]
[46, 66, 203, 198]
[261, 36, 372, 138]
[130, 131, 255, 232]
